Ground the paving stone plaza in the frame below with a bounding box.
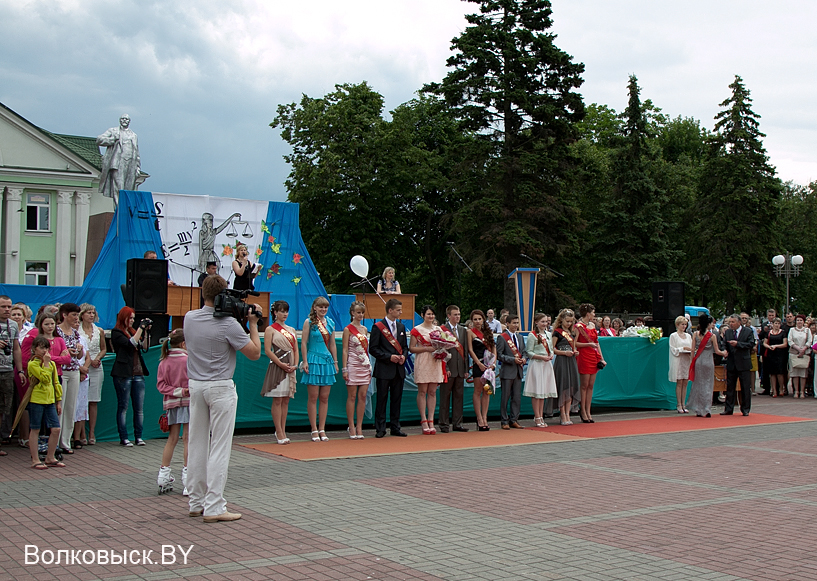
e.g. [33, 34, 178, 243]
[1, 396, 815, 581]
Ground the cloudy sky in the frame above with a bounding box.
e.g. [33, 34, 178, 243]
[2, 0, 815, 201]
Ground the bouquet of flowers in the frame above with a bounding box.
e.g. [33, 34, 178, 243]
[622, 325, 663, 344]
[482, 351, 497, 394]
[428, 328, 457, 362]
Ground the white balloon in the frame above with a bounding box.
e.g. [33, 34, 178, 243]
[350, 255, 369, 278]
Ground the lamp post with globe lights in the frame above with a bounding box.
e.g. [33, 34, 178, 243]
[772, 253, 804, 314]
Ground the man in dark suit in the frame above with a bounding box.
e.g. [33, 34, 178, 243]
[439, 305, 469, 433]
[496, 315, 528, 429]
[369, 298, 409, 437]
[721, 314, 755, 416]
[197, 262, 218, 307]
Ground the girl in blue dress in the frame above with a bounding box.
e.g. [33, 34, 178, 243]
[300, 297, 338, 441]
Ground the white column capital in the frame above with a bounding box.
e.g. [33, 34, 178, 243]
[5, 187, 23, 202]
[75, 191, 92, 206]
[57, 190, 74, 204]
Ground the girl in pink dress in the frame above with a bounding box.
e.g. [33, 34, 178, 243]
[342, 301, 371, 439]
[410, 305, 444, 435]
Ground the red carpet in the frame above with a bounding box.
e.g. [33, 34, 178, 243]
[537, 412, 813, 438]
[240, 429, 582, 461]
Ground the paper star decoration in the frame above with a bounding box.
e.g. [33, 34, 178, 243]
[292, 253, 303, 265]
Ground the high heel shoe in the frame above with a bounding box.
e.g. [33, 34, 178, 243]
[428, 420, 436, 434]
[421, 421, 432, 435]
[347, 427, 356, 440]
[311, 431, 320, 442]
[319, 430, 329, 441]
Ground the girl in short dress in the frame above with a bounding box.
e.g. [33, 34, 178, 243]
[467, 310, 496, 431]
[410, 305, 444, 435]
[342, 301, 371, 439]
[523, 312, 557, 427]
[552, 309, 580, 426]
[301, 297, 338, 441]
[575, 303, 606, 423]
[156, 329, 189, 494]
[262, 301, 299, 444]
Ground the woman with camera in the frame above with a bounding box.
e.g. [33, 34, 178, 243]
[111, 307, 150, 447]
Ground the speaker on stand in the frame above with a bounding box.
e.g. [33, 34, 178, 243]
[123, 258, 170, 347]
[652, 281, 685, 337]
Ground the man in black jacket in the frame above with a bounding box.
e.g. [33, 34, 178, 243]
[369, 298, 409, 437]
[721, 314, 755, 416]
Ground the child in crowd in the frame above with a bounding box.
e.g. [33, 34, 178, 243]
[27, 335, 64, 469]
[156, 329, 190, 494]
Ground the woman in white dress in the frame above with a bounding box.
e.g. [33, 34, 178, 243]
[668, 315, 693, 413]
[523, 313, 557, 427]
[788, 314, 812, 398]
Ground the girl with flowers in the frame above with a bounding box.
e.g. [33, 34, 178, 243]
[410, 305, 445, 434]
[467, 310, 496, 431]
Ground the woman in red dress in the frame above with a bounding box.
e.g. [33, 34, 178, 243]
[575, 303, 606, 423]
[598, 316, 617, 337]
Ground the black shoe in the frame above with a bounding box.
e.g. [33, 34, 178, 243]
[452, 426, 469, 432]
[719, 412, 733, 416]
[478, 425, 490, 431]
[390, 429, 407, 437]
[375, 431, 386, 438]
[742, 412, 750, 416]
[439, 426, 450, 433]
[705, 413, 711, 417]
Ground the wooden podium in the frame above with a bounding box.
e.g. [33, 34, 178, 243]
[354, 293, 416, 320]
[167, 286, 270, 327]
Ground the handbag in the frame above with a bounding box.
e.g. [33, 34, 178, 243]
[597, 360, 606, 370]
[158, 412, 169, 433]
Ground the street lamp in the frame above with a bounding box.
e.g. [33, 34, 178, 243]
[772, 253, 804, 314]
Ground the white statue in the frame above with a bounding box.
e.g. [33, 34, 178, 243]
[97, 114, 141, 200]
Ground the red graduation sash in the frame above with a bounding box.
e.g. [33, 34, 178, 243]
[502, 331, 521, 359]
[271, 323, 296, 352]
[410, 327, 432, 346]
[375, 321, 403, 355]
[447, 324, 465, 358]
[345, 324, 368, 352]
[315, 318, 331, 349]
[688, 331, 711, 382]
[532, 331, 551, 356]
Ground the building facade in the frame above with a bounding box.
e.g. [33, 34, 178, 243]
[0, 102, 114, 286]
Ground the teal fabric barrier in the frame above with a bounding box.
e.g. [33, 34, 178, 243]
[91, 336, 676, 441]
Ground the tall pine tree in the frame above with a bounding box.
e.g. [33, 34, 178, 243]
[685, 75, 782, 313]
[593, 75, 675, 312]
[424, 0, 585, 308]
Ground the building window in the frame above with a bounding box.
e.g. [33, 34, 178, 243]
[25, 262, 49, 286]
[26, 193, 50, 232]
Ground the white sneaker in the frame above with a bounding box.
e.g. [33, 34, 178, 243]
[121, 440, 133, 447]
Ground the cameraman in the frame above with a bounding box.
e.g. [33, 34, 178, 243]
[184, 274, 260, 523]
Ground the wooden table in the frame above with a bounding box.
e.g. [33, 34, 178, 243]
[354, 293, 416, 320]
[167, 286, 270, 327]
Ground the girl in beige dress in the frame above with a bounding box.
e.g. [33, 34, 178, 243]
[410, 305, 444, 434]
[261, 301, 299, 444]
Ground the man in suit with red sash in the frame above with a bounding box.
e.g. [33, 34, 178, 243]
[439, 305, 469, 433]
[370, 298, 409, 437]
[496, 315, 527, 429]
[721, 314, 755, 416]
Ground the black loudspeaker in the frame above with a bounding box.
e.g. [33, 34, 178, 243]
[124, 258, 168, 313]
[652, 281, 685, 321]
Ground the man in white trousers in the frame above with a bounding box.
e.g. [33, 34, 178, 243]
[183, 275, 260, 522]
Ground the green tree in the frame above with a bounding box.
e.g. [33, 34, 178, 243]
[592, 75, 677, 312]
[424, 0, 585, 309]
[685, 75, 782, 314]
[777, 181, 817, 314]
[271, 82, 397, 292]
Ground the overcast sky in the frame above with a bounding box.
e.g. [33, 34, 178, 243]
[2, 0, 815, 201]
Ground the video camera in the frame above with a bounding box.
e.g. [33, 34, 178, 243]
[213, 288, 263, 325]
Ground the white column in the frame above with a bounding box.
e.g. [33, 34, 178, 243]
[4, 188, 23, 284]
[55, 190, 74, 286]
[74, 191, 91, 285]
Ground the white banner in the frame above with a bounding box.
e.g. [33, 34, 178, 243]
[151, 192, 268, 286]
